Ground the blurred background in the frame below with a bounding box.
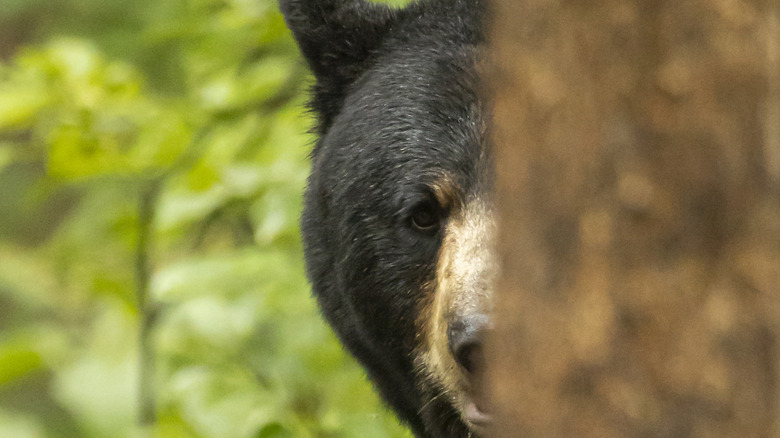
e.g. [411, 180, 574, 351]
[0, 0, 412, 436]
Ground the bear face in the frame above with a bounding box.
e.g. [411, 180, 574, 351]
[280, 1, 494, 436]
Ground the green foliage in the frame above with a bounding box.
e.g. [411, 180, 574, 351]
[0, 0, 412, 437]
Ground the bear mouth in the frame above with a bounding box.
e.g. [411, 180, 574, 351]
[442, 340, 493, 436]
[459, 367, 492, 435]
[463, 397, 492, 431]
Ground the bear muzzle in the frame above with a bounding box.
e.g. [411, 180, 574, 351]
[418, 196, 496, 434]
[448, 313, 493, 430]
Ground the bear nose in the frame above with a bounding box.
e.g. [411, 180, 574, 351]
[447, 314, 491, 374]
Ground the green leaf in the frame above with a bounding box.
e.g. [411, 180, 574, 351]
[0, 342, 43, 386]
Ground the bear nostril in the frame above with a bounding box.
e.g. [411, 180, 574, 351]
[454, 341, 483, 374]
[447, 314, 490, 374]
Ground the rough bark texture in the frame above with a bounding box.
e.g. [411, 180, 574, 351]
[487, 0, 780, 436]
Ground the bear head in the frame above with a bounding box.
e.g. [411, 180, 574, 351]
[280, 0, 494, 436]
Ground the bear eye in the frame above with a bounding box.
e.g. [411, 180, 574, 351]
[410, 201, 440, 232]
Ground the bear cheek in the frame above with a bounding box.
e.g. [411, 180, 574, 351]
[340, 221, 435, 356]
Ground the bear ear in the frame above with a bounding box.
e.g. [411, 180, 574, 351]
[279, 0, 398, 130]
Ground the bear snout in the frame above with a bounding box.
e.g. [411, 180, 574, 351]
[447, 313, 490, 375]
[447, 313, 493, 432]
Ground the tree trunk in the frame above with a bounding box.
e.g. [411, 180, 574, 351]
[487, 0, 780, 436]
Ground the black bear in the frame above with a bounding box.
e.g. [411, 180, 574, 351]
[280, 0, 493, 436]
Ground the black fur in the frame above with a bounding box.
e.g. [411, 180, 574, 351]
[280, 1, 487, 436]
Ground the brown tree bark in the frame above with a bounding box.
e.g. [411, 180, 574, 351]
[487, 0, 780, 436]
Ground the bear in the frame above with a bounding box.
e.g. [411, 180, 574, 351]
[279, 0, 494, 436]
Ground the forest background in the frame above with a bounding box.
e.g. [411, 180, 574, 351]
[0, 0, 413, 436]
